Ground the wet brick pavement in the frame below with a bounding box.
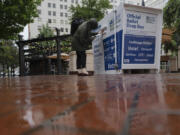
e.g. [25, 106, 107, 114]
[0, 74, 180, 135]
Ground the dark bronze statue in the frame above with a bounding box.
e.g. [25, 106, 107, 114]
[72, 18, 98, 76]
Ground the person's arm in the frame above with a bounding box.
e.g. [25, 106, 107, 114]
[79, 27, 92, 45]
[90, 32, 98, 36]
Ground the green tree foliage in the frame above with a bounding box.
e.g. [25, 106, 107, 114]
[38, 24, 54, 38]
[163, 0, 180, 28]
[70, 0, 112, 21]
[163, 40, 177, 56]
[0, 0, 42, 39]
[29, 24, 56, 56]
[61, 38, 72, 54]
[35, 24, 70, 55]
[163, 0, 180, 54]
[38, 24, 55, 50]
[0, 40, 18, 76]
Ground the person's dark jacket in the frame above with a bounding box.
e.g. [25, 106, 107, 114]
[71, 18, 84, 36]
[72, 19, 98, 51]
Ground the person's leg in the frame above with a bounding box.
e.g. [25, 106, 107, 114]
[81, 51, 88, 75]
[76, 51, 82, 74]
[81, 51, 86, 68]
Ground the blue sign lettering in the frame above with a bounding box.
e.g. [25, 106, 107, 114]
[124, 34, 155, 64]
[126, 13, 144, 30]
[103, 30, 123, 70]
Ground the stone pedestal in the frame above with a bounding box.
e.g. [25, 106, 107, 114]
[69, 50, 94, 74]
[169, 56, 178, 72]
[69, 51, 77, 73]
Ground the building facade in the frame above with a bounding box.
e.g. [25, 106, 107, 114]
[145, 0, 169, 9]
[110, 0, 142, 6]
[29, 0, 82, 39]
[28, 0, 143, 39]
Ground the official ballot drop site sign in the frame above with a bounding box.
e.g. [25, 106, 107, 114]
[122, 5, 162, 69]
[92, 4, 162, 74]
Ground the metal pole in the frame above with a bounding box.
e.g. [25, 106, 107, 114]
[55, 28, 62, 75]
[113, 0, 118, 70]
[18, 35, 25, 76]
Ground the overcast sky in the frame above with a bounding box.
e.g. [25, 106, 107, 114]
[20, 25, 28, 40]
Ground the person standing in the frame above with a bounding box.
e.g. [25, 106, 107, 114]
[72, 18, 98, 76]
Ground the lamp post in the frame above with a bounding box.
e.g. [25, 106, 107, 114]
[55, 28, 62, 75]
[142, 0, 145, 6]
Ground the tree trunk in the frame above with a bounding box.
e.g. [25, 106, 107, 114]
[7, 66, 10, 77]
[2, 64, 5, 77]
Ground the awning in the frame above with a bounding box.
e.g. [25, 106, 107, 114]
[162, 28, 174, 43]
[47, 53, 69, 60]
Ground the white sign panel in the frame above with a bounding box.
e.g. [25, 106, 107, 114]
[122, 6, 162, 69]
[125, 10, 158, 36]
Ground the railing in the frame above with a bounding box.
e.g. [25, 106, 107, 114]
[16, 29, 70, 76]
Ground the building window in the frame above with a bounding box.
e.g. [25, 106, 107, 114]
[65, 28, 68, 32]
[64, 0, 67, 2]
[53, 19, 56, 23]
[64, 5, 67, 9]
[38, 17, 42, 22]
[48, 11, 51, 16]
[161, 61, 169, 71]
[60, 0, 63, 1]
[60, 4, 63, 9]
[48, 3, 51, 8]
[127, 1, 134, 4]
[53, 11, 56, 16]
[53, 27, 57, 31]
[65, 13, 68, 17]
[61, 20, 64, 24]
[76, 0, 78, 4]
[53, 3, 56, 8]
[61, 28, 64, 32]
[38, 26, 41, 31]
[60, 12, 63, 17]
[48, 19, 52, 23]
[71, 0, 74, 3]
[65, 20, 68, 24]
[38, 9, 41, 15]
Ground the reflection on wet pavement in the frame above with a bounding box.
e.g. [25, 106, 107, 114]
[0, 74, 180, 135]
